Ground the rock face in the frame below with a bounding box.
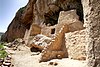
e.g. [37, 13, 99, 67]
[1, 7, 26, 42]
[82, 0, 100, 67]
[1, 0, 83, 42]
[30, 24, 41, 36]
[1, 0, 100, 66]
[65, 29, 86, 60]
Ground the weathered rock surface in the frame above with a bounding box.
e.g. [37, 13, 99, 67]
[57, 10, 84, 32]
[30, 24, 41, 36]
[5, 38, 25, 51]
[1, 0, 83, 42]
[1, 7, 26, 42]
[65, 29, 86, 60]
[82, 0, 100, 67]
[38, 10, 84, 62]
[28, 34, 52, 52]
[1, 0, 85, 63]
[41, 10, 84, 37]
[40, 24, 69, 62]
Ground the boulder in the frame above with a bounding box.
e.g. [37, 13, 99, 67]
[28, 34, 52, 52]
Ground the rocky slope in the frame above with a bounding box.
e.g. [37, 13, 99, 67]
[1, 0, 83, 42]
[1, 7, 27, 42]
[0, 32, 4, 41]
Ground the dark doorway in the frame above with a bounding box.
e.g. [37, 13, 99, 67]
[51, 28, 55, 34]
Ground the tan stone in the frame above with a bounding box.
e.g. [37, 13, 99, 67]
[28, 34, 52, 52]
[30, 24, 41, 36]
[82, 0, 100, 66]
[58, 10, 84, 32]
[30, 43, 43, 51]
[41, 25, 56, 37]
[65, 29, 86, 60]
[40, 24, 69, 62]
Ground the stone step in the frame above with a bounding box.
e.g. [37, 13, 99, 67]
[1, 65, 9, 67]
[5, 57, 11, 61]
[4, 60, 11, 63]
[3, 62, 11, 67]
[0, 58, 4, 66]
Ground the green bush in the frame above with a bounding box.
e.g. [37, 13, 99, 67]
[0, 43, 7, 58]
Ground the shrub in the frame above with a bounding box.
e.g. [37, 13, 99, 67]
[0, 43, 7, 58]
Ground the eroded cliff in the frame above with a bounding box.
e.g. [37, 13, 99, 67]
[1, 0, 83, 42]
[1, 7, 26, 42]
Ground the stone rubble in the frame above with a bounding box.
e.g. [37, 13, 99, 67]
[28, 34, 52, 52]
[0, 55, 12, 67]
[6, 38, 25, 51]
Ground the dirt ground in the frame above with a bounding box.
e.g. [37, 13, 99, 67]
[5, 45, 87, 67]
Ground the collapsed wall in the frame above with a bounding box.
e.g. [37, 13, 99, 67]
[39, 10, 85, 62]
[40, 24, 69, 62]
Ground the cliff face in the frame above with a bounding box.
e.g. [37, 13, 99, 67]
[1, 7, 26, 42]
[1, 0, 83, 42]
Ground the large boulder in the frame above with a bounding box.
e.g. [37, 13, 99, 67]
[28, 34, 52, 52]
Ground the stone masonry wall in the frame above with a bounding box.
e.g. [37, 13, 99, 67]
[65, 29, 86, 60]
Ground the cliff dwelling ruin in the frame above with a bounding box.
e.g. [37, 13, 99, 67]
[26, 0, 85, 62]
[1, 0, 85, 62]
[1, 0, 100, 67]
